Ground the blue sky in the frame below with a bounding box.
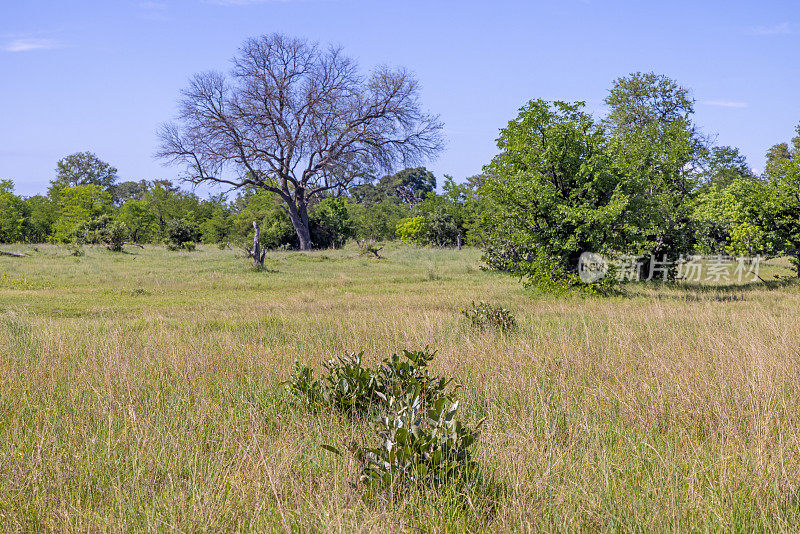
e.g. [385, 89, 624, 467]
[1, 0, 798, 197]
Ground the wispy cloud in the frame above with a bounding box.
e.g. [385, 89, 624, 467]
[135, 1, 169, 20]
[136, 1, 167, 9]
[746, 22, 792, 36]
[2, 37, 64, 52]
[702, 100, 748, 109]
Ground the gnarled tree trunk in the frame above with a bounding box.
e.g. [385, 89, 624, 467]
[285, 200, 312, 251]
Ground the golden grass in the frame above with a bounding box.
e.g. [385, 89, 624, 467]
[1, 243, 799, 531]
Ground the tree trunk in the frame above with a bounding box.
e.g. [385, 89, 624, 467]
[456, 232, 462, 250]
[250, 221, 265, 268]
[286, 200, 312, 250]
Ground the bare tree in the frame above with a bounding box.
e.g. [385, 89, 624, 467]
[157, 33, 444, 250]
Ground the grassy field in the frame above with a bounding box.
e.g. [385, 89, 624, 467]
[1, 243, 800, 532]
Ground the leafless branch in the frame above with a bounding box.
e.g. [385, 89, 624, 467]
[156, 33, 444, 249]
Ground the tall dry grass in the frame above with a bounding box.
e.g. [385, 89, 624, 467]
[0, 243, 799, 531]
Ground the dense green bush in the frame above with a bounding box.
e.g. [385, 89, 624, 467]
[396, 216, 428, 245]
[51, 185, 114, 243]
[164, 218, 199, 250]
[0, 180, 31, 243]
[310, 197, 354, 249]
[360, 393, 482, 489]
[347, 200, 411, 241]
[285, 348, 481, 490]
[72, 214, 128, 252]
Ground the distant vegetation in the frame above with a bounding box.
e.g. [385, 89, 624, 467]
[2, 50, 800, 293]
[0, 159, 484, 253]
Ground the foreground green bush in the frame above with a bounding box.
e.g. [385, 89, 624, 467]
[285, 348, 481, 490]
[360, 392, 482, 489]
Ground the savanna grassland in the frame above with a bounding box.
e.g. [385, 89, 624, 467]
[1, 244, 800, 532]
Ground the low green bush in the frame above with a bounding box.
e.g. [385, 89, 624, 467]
[360, 392, 482, 489]
[72, 214, 128, 252]
[285, 348, 481, 491]
[164, 218, 199, 250]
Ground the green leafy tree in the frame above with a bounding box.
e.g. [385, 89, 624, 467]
[0, 181, 30, 243]
[117, 198, 158, 243]
[605, 72, 705, 271]
[750, 153, 800, 276]
[51, 185, 114, 243]
[72, 214, 128, 252]
[421, 202, 459, 247]
[349, 182, 387, 205]
[232, 187, 298, 249]
[198, 197, 233, 244]
[416, 176, 484, 247]
[377, 167, 437, 204]
[764, 123, 800, 177]
[142, 183, 203, 239]
[110, 180, 149, 205]
[480, 100, 631, 290]
[49, 152, 118, 200]
[22, 195, 56, 243]
[699, 146, 753, 190]
[347, 200, 411, 241]
[694, 178, 768, 256]
[604, 71, 693, 131]
[164, 218, 199, 250]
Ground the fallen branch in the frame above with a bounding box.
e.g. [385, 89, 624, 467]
[0, 250, 27, 257]
[358, 239, 383, 259]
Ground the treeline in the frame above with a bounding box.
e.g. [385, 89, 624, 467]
[3, 72, 800, 288]
[0, 155, 485, 250]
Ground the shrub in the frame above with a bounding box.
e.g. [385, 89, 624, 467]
[377, 349, 454, 405]
[285, 361, 324, 408]
[164, 218, 199, 250]
[310, 197, 354, 249]
[396, 216, 428, 245]
[104, 220, 127, 252]
[286, 349, 453, 416]
[72, 214, 128, 252]
[360, 393, 482, 489]
[285, 348, 481, 491]
[319, 352, 382, 414]
[424, 210, 460, 247]
[461, 301, 516, 332]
